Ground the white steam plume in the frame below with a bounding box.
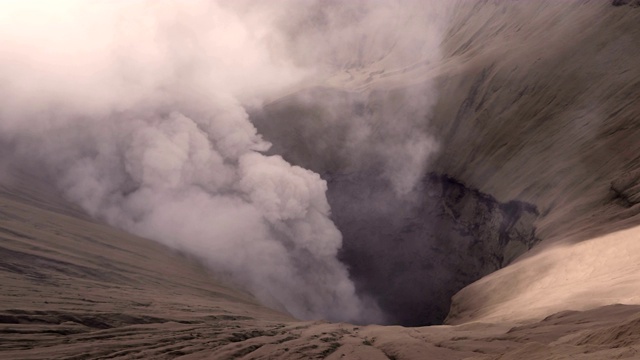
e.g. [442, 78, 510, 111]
[0, 0, 450, 323]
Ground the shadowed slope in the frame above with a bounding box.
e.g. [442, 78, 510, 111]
[428, 0, 640, 244]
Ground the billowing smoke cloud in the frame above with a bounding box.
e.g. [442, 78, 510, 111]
[0, 0, 450, 323]
[250, 0, 449, 195]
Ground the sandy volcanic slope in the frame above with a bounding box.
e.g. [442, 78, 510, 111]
[2, 175, 640, 359]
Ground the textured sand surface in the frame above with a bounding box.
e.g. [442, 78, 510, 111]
[2, 174, 640, 359]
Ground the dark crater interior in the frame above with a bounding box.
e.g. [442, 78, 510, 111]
[328, 171, 539, 326]
[250, 91, 540, 326]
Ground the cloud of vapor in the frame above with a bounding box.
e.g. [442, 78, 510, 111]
[0, 0, 450, 324]
[250, 0, 449, 196]
[0, 0, 385, 322]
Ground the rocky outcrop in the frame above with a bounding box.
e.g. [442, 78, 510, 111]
[610, 171, 640, 208]
[612, 0, 640, 7]
[329, 172, 539, 326]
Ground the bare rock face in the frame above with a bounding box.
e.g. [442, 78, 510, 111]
[327, 172, 539, 326]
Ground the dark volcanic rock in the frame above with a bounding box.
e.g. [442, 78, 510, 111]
[612, 0, 630, 6]
[328, 172, 539, 326]
[612, 0, 640, 7]
[610, 170, 640, 208]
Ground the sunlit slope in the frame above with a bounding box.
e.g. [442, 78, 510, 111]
[448, 224, 640, 325]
